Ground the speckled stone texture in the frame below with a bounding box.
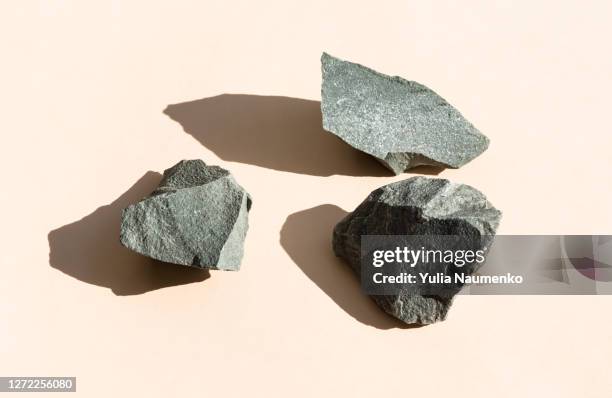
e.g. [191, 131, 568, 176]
[333, 177, 501, 325]
[321, 53, 490, 174]
[120, 160, 252, 270]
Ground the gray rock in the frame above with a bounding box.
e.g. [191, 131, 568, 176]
[333, 176, 501, 325]
[321, 53, 489, 174]
[120, 160, 252, 270]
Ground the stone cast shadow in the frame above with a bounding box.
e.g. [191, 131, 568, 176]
[48, 172, 210, 296]
[280, 205, 412, 329]
[164, 94, 394, 177]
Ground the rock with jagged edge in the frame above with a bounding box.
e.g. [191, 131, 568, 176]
[321, 53, 489, 174]
[333, 176, 501, 324]
[120, 160, 252, 270]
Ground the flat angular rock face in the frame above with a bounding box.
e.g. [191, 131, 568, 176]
[120, 160, 252, 270]
[321, 53, 490, 174]
[333, 177, 501, 325]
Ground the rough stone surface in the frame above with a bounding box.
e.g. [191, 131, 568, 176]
[120, 160, 252, 270]
[321, 53, 490, 174]
[333, 176, 501, 325]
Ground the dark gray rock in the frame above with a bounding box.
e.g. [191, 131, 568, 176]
[321, 53, 490, 174]
[120, 160, 252, 270]
[333, 176, 501, 325]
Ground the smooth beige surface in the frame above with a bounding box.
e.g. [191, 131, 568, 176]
[2, 1, 612, 397]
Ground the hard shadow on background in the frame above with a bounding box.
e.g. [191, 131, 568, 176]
[48, 172, 209, 296]
[164, 94, 401, 177]
[280, 204, 413, 329]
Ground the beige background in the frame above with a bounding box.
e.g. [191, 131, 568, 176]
[2, 1, 612, 396]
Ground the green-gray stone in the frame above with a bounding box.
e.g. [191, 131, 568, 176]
[333, 177, 501, 325]
[321, 53, 490, 174]
[120, 160, 252, 270]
